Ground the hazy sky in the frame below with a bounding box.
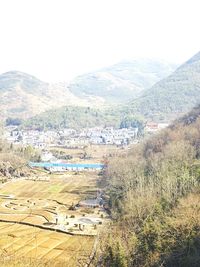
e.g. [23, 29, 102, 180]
[0, 0, 200, 82]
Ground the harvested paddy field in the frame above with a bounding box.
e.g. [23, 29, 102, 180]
[0, 171, 105, 266]
[0, 222, 94, 266]
[0, 172, 98, 204]
[50, 144, 122, 164]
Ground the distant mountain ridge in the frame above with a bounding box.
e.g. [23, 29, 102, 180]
[0, 71, 48, 93]
[26, 50, 200, 130]
[0, 71, 100, 120]
[0, 58, 177, 120]
[68, 59, 177, 103]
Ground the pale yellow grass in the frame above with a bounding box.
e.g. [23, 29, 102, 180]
[0, 222, 94, 267]
[0, 163, 101, 266]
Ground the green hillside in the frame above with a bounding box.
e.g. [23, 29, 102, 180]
[20, 51, 200, 128]
[22, 106, 121, 130]
[21, 104, 146, 131]
[128, 51, 200, 120]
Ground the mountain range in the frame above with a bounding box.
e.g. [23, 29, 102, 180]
[0, 59, 177, 120]
[21, 50, 200, 129]
[2, 50, 200, 128]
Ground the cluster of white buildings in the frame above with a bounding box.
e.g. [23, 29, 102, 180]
[4, 127, 59, 149]
[4, 126, 140, 148]
[4, 122, 169, 149]
[75, 127, 139, 145]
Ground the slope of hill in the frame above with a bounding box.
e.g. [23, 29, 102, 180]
[22, 106, 122, 130]
[101, 105, 200, 267]
[0, 71, 102, 120]
[129, 51, 200, 120]
[68, 59, 177, 103]
[22, 51, 200, 130]
[0, 59, 176, 121]
[0, 71, 48, 93]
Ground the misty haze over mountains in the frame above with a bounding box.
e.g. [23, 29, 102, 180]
[0, 58, 177, 120]
[68, 59, 177, 103]
[2, 50, 200, 126]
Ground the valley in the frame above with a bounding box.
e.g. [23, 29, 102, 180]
[0, 143, 120, 266]
[1, 1, 200, 266]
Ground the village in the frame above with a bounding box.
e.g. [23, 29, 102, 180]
[4, 122, 168, 150]
[0, 121, 170, 265]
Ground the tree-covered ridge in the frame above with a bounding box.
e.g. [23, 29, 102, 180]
[100, 105, 200, 267]
[128, 51, 200, 120]
[21, 105, 145, 130]
[22, 106, 119, 130]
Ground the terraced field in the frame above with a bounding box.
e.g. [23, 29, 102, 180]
[0, 171, 103, 266]
[0, 172, 98, 204]
[0, 222, 94, 266]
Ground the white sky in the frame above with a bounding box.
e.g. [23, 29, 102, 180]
[0, 0, 200, 82]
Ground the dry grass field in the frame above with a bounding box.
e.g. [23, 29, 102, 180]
[0, 222, 94, 267]
[0, 172, 98, 204]
[50, 144, 123, 164]
[0, 144, 115, 266]
[0, 171, 102, 266]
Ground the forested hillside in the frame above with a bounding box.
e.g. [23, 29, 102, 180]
[128, 51, 200, 121]
[21, 106, 145, 130]
[22, 106, 121, 130]
[99, 105, 200, 267]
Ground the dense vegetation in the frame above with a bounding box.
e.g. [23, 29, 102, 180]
[0, 136, 40, 180]
[21, 106, 144, 130]
[6, 117, 22, 126]
[21, 106, 119, 129]
[99, 105, 200, 267]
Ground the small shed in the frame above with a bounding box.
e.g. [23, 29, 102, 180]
[79, 198, 102, 208]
